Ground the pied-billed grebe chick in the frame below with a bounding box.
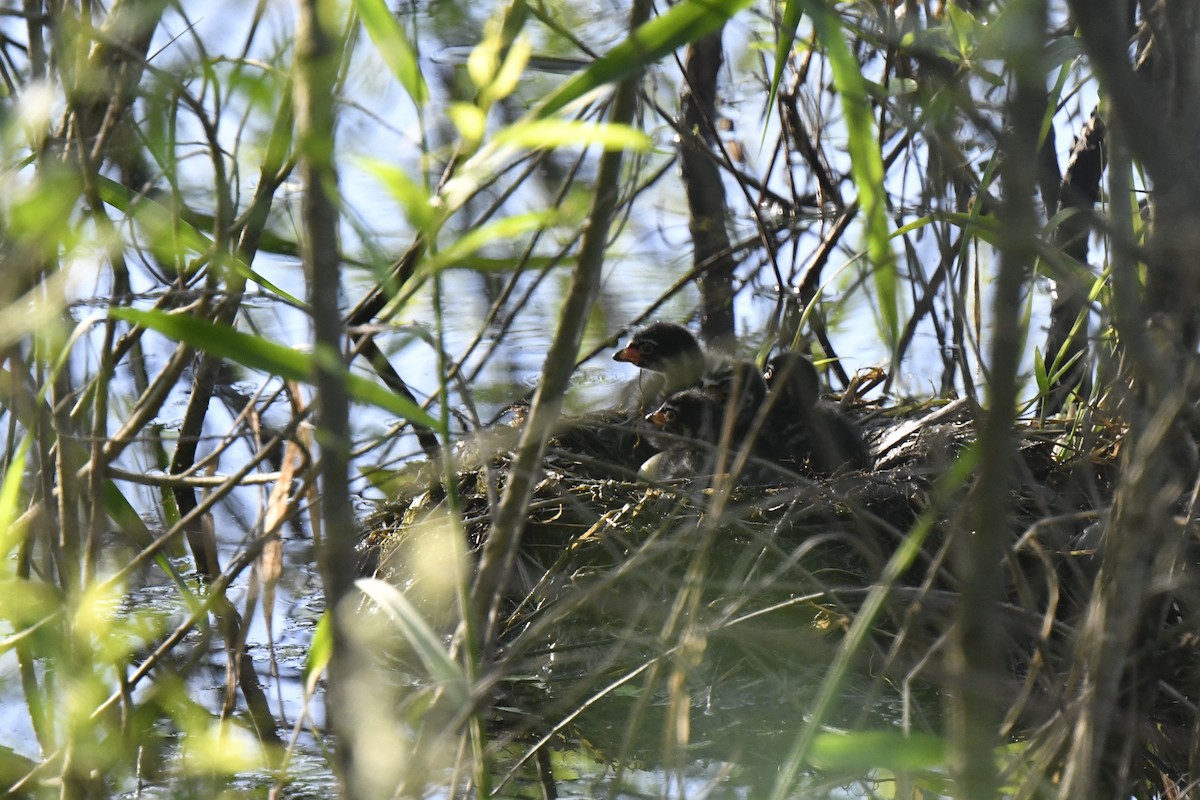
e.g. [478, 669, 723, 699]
[702, 359, 768, 442]
[765, 351, 820, 409]
[547, 408, 658, 478]
[613, 322, 709, 404]
[614, 322, 704, 376]
[639, 388, 723, 480]
[764, 352, 870, 475]
[646, 388, 721, 442]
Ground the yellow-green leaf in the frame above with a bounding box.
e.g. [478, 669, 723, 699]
[809, 730, 946, 772]
[449, 102, 487, 146]
[493, 119, 651, 152]
[358, 157, 440, 234]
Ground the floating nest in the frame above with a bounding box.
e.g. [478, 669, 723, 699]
[355, 396, 1190, 791]
[361, 396, 1119, 589]
[360, 397, 1123, 666]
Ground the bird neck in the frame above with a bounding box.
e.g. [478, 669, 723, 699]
[660, 351, 707, 393]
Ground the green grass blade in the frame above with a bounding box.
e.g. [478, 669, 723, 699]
[356, 577, 469, 707]
[769, 443, 979, 800]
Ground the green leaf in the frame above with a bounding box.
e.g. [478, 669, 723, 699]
[109, 307, 441, 431]
[422, 211, 571, 273]
[890, 210, 1001, 244]
[468, 29, 504, 93]
[534, 0, 755, 119]
[305, 611, 333, 694]
[890, 215, 934, 239]
[1033, 346, 1049, 395]
[447, 255, 563, 272]
[468, 3, 531, 107]
[353, 0, 429, 108]
[99, 178, 210, 257]
[1044, 35, 1085, 69]
[1041, 207, 1083, 238]
[356, 577, 469, 707]
[440, 0, 714, 217]
[480, 34, 532, 107]
[97, 176, 304, 308]
[944, 2, 976, 58]
[0, 577, 60, 630]
[1046, 344, 1084, 387]
[104, 479, 194, 592]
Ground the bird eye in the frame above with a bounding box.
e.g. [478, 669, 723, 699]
[640, 342, 656, 356]
[665, 409, 676, 422]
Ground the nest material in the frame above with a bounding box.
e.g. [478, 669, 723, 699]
[361, 397, 1117, 599]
